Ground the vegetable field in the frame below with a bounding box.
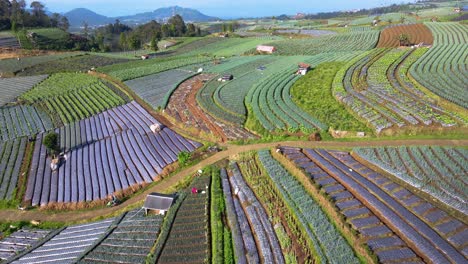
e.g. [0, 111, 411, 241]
[80, 209, 163, 263]
[354, 146, 468, 215]
[11, 218, 115, 264]
[0, 228, 51, 261]
[410, 22, 468, 108]
[377, 23, 434, 48]
[25, 102, 201, 206]
[333, 48, 461, 134]
[0, 53, 80, 74]
[258, 150, 359, 264]
[124, 69, 195, 109]
[281, 147, 421, 263]
[0, 75, 48, 106]
[0, 137, 27, 201]
[21, 73, 127, 124]
[157, 176, 211, 263]
[223, 163, 284, 263]
[303, 148, 466, 263]
[268, 31, 380, 55]
[185, 37, 274, 57]
[0, 31, 20, 48]
[0, 105, 54, 141]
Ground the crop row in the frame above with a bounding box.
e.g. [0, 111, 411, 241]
[377, 23, 433, 48]
[0, 105, 54, 141]
[227, 163, 284, 263]
[280, 147, 421, 263]
[305, 148, 466, 263]
[258, 150, 359, 264]
[268, 31, 380, 55]
[81, 210, 163, 263]
[0, 137, 27, 201]
[124, 69, 195, 109]
[25, 102, 201, 206]
[0, 75, 48, 106]
[353, 146, 468, 214]
[157, 176, 210, 263]
[410, 22, 468, 108]
[0, 228, 50, 261]
[0, 53, 80, 74]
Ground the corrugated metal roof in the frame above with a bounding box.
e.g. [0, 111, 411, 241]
[143, 193, 175, 211]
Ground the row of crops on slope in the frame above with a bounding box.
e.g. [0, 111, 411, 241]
[0, 228, 51, 261]
[222, 164, 284, 263]
[26, 102, 201, 206]
[354, 146, 468, 215]
[258, 150, 360, 264]
[268, 31, 380, 55]
[124, 69, 195, 109]
[303, 148, 466, 263]
[80, 209, 163, 263]
[185, 37, 277, 57]
[16, 54, 131, 76]
[280, 147, 422, 263]
[332, 48, 462, 134]
[291, 62, 369, 132]
[21, 73, 128, 124]
[0, 53, 80, 75]
[246, 52, 362, 134]
[410, 22, 468, 108]
[0, 75, 48, 106]
[0, 137, 27, 201]
[350, 13, 417, 25]
[10, 218, 115, 264]
[0, 31, 20, 48]
[0, 105, 53, 141]
[98, 55, 211, 81]
[155, 176, 211, 263]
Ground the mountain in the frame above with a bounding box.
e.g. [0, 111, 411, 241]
[119, 6, 218, 24]
[64, 8, 112, 28]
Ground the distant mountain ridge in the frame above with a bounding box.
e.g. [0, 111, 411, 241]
[64, 6, 218, 28]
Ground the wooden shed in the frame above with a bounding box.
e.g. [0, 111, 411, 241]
[297, 63, 311, 75]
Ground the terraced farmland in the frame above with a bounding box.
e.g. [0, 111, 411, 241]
[124, 69, 195, 109]
[353, 146, 468, 215]
[281, 147, 422, 263]
[11, 219, 115, 264]
[0, 53, 80, 75]
[0, 105, 54, 141]
[223, 163, 284, 263]
[0, 228, 51, 261]
[0, 32, 20, 48]
[333, 48, 462, 134]
[21, 73, 127, 124]
[80, 209, 163, 263]
[25, 102, 201, 206]
[0, 75, 48, 106]
[0, 137, 27, 201]
[268, 31, 380, 55]
[410, 22, 468, 108]
[157, 176, 210, 263]
[377, 24, 434, 48]
[258, 150, 360, 264]
[299, 148, 467, 263]
[185, 37, 274, 57]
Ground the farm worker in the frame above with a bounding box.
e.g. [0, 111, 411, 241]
[192, 187, 198, 194]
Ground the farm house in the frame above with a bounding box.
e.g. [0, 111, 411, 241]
[256, 45, 276, 54]
[143, 193, 175, 215]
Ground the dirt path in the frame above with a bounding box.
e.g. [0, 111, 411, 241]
[1, 139, 466, 223]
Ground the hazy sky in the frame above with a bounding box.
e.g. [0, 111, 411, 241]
[38, 0, 413, 18]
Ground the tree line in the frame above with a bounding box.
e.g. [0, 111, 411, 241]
[0, 0, 69, 31]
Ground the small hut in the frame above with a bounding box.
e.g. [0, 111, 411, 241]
[143, 193, 175, 215]
[297, 63, 311, 75]
[218, 74, 233, 82]
[256, 45, 276, 54]
[150, 123, 164, 133]
[141, 55, 150, 60]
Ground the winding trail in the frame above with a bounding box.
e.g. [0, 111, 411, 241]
[1, 139, 466, 223]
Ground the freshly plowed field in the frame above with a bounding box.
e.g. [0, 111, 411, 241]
[377, 24, 433, 48]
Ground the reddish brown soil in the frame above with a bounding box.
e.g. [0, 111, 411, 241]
[165, 74, 256, 142]
[377, 24, 434, 48]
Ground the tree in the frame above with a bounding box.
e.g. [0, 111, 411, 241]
[59, 16, 69, 31]
[50, 12, 60, 27]
[227, 23, 233, 32]
[221, 23, 226, 32]
[150, 35, 158, 51]
[43, 132, 59, 157]
[387, 18, 393, 24]
[397, 33, 410, 46]
[400, 15, 406, 24]
[82, 21, 89, 39]
[168, 14, 186, 36]
[177, 151, 191, 166]
[119, 32, 127, 51]
[128, 34, 141, 55]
